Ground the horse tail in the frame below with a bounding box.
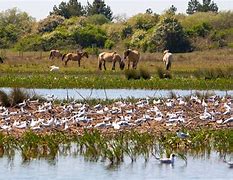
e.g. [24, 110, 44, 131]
[49, 51, 52, 59]
[62, 54, 67, 61]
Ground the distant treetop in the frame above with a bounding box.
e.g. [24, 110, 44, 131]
[186, 0, 218, 15]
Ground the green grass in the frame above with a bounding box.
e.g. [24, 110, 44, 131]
[0, 74, 232, 90]
[0, 48, 233, 89]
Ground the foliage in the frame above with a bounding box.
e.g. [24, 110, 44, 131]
[125, 69, 141, 80]
[10, 88, 30, 106]
[186, 0, 218, 15]
[186, 22, 212, 37]
[86, 0, 113, 21]
[50, 0, 85, 19]
[71, 25, 107, 48]
[83, 14, 110, 25]
[37, 15, 65, 33]
[127, 13, 159, 30]
[0, 8, 35, 48]
[130, 29, 147, 50]
[104, 39, 115, 49]
[149, 17, 191, 52]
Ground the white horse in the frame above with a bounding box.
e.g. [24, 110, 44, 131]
[163, 50, 173, 70]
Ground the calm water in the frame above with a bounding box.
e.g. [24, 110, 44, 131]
[0, 88, 232, 100]
[0, 152, 232, 180]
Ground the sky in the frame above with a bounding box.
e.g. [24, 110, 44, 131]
[0, 0, 233, 20]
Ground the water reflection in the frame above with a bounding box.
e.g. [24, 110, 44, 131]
[0, 88, 232, 100]
[0, 152, 232, 179]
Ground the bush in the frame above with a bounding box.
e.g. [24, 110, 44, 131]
[139, 68, 151, 79]
[156, 67, 172, 79]
[72, 25, 107, 48]
[104, 39, 114, 49]
[0, 90, 11, 107]
[125, 69, 141, 80]
[10, 88, 30, 106]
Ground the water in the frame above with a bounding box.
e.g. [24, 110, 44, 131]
[0, 152, 232, 179]
[0, 88, 232, 100]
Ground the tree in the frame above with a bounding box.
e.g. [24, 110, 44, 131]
[149, 17, 191, 52]
[0, 8, 35, 48]
[186, 0, 218, 14]
[50, 0, 85, 19]
[86, 0, 113, 20]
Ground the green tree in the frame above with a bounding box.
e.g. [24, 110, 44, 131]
[86, 0, 113, 20]
[50, 0, 85, 19]
[150, 17, 191, 52]
[0, 8, 35, 48]
[186, 0, 218, 14]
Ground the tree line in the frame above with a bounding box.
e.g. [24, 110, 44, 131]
[1, 0, 232, 53]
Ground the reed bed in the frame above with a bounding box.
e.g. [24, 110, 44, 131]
[0, 129, 232, 165]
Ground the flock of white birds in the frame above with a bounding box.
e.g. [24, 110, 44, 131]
[0, 94, 232, 133]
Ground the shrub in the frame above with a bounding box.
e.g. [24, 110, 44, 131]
[0, 90, 11, 107]
[104, 39, 114, 49]
[125, 69, 141, 80]
[139, 68, 151, 79]
[156, 67, 172, 79]
[10, 88, 30, 106]
[72, 25, 107, 48]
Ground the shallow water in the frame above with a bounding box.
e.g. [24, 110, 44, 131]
[1, 88, 232, 100]
[0, 152, 232, 180]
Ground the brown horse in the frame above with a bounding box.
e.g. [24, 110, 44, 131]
[98, 52, 125, 70]
[49, 50, 63, 60]
[123, 49, 140, 69]
[62, 51, 89, 67]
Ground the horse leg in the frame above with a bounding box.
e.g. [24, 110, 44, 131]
[65, 59, 69, 66]
[103, 61, 106, 71]
[128, 60, 130, 69]
[112, 60, 116, 70]
[78, 60, 81, 67]
[98, 61, 102, 70]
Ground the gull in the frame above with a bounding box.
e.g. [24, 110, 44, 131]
[153, 99, 161, 105]
[94, 104, 102, 110]
[222, 117, 233, 124]
[200, 107, 212, 120]
[176, 130, 189, 139]
[94, 121, 111, 128]
[15, 121, 27, 129]
[155, 154, 176, 165]
[50, 65, 59, 72]
[224, 158, 233, 168]
[201, 99, 208, 107]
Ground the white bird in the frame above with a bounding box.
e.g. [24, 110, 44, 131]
[50, 65, 59, 72]
[156, 154, 176, 165]
[176, 130, 189, 139]
[200, 107, 213, 120]
[222, 117, 233, 124]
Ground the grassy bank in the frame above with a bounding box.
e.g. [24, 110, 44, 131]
[0, 74, 233, 89]
[0, 48, 233, 89]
